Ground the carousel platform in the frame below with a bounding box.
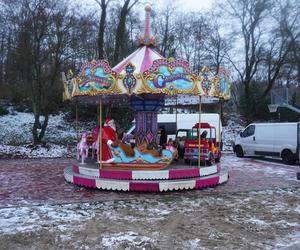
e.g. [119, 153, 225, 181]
[64, 160, 228, 192]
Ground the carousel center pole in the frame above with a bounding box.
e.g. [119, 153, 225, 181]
[99, 98, 103, 169]
[219, 100, 222, 149]
[198, 96, 202, 169]
[175, 95, 178, 132]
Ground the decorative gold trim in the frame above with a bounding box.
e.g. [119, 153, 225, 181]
[66, 58, 231, 100]
[72, 80, 122, 97]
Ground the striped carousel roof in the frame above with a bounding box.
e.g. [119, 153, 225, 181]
[112, 4, 164, 75]
[112, 46, 164, 74]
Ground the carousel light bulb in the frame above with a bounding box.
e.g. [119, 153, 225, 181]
[144, 4, 152, 12]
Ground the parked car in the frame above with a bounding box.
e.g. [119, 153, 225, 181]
[233, 122, 300, 165]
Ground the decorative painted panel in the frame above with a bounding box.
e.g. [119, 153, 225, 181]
[73, 60, 120, 96]
[215, 68, 231, 100]
[198, 66, 216, 96]
[141, 58, 199, 95]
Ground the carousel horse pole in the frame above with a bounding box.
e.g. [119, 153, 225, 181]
[99, 98, 103, 167]
[198, 96, 202, 168]
[92, 136, 99, 160]
[76, 103, 79, 142]
[77, 132, 89, 164]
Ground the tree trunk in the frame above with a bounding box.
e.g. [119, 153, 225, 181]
[32, 113, 41, 145]
[113, 0, 138, 65]
[32, 112, 49, 144]
[0, 35, 4, 86]
[161, 15, 169, 57]
[113, 1, 129, 64]
[97, 0, 108, 59]
[38, 114, 49, 142]
[243, 79, 254, 122]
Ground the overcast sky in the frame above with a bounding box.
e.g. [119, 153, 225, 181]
[161, 0, 212, 11]
[84, 0, 213, 12]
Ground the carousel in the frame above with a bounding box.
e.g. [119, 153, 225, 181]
[63, 4, 231, 192]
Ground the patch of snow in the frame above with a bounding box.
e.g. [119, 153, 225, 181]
[251, 158, 296, 168]
[222, 153, 299, 180]
[270, 203, 287, 213]
[187, 239, 201, 249]
[222, 120, 244, 152]
[274, 231, 300, 248]
[0, 109, 97, 158]
[101, 231, 154, 249]
[295, 205, 300, 214]
[247, 164, 295, 176]
[0, 203, 95, 235]
[247, 217, 268, 226]
[0, 111, 79, 145]
[0, 144, 74, 158]
[147, 208, 171, 216]
[0, 111, 34, 145]
[273, 220, 299, 228]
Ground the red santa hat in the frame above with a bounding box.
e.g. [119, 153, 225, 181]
[104, 117, 113, 126]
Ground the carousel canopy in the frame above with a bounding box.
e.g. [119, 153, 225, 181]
[62, 4, 231, 105]
[112, 46, 164, 75]
[112, 4, 163, 75]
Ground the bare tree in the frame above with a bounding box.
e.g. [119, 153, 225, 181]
[259, 0, 300, 99]
[224, 0, 270, 120]
[95, 0, 111, 59]
[113, 0, 139, 65]
[205, 17, 233, 75]
[156, 3, 177, 57]
[3, 0, 91, 144]
[0, 1, 8, 89]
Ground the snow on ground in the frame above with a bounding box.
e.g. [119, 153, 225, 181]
[222, 119, 244, 152]
[0, 188, 300, 249]
[0, 109, 77, 145]
[0, 108, 95, 158]
[101, 231, 156, 249]
[0, 203, 93, 235]
[274, 231, 300, 249]
[0, 144, 74, 158]
[187, 239, 201, 249]
[222, 153, 300, 181]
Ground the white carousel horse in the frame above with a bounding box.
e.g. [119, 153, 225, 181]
[77, 132, 89, 164]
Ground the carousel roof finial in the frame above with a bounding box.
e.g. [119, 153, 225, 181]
[144, 4, 152, 36]
[138, 4, 155, 47]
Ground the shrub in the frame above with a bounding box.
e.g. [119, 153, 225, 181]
[0, 105, 9, 116]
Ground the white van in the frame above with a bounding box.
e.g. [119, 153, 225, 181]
[127, 113, 222, 141]
[233, 122, 300, 165]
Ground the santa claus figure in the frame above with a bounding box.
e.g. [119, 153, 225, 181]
[100, 117, 118, 163]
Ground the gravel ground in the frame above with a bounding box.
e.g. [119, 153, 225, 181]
[0, 155, 300, 250]
[0, 188, 300, 250]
